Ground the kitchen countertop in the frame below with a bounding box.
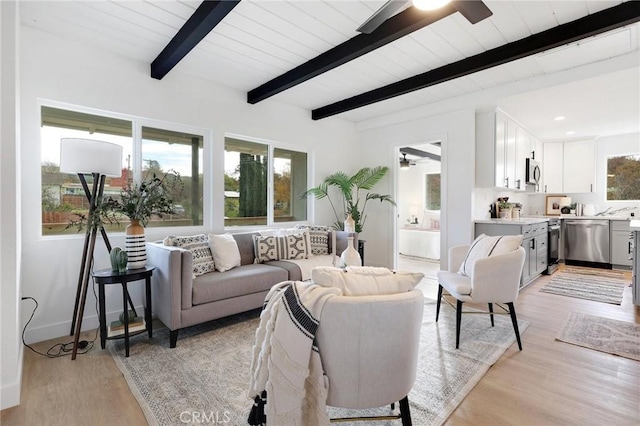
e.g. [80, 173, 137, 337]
[475, 218, 549, 225]
[631, 220, 640, 231]
[558, 215, 633, 221]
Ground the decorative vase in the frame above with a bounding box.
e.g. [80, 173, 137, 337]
[340, 236, 361, 267]
[344, 214, 356, 233]
[125, 219, 147, 269]
[119, 309, 136, 323]
[110, 246, 128, 273]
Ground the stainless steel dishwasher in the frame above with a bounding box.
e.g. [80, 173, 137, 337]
[562, 219, 610, 263]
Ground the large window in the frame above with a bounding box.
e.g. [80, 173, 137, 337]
[224, 137, 308, 227]
[607, 154, 640, 201]
[41, 105, 204, 236]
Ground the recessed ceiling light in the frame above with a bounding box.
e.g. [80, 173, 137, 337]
[566, 131, 575, 135]
[554, 116, 565, 121]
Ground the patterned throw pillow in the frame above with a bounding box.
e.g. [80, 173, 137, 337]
[253, 233, 311, 263]
[295, 225, 331, 255]
[458, 234, 523, 278]
[164, 234, 215, 278]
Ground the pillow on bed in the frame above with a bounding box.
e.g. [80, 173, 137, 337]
[458, 234, 523, 278]
[311, 266, 423, 296]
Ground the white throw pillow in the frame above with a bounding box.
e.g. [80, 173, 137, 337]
[208, 233, 241, 272]
[311, 266, 423, 296]
[163, 234, 215, 278]
[458, 234, 523, 278]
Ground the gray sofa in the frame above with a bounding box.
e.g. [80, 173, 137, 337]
[146, 230, 356, 347]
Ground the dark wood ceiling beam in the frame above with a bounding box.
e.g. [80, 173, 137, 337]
[247, 3, 458, 104]
[312, 2, 640, 120]
[151, 0, 240, 80]
[401, 147, 441, 161]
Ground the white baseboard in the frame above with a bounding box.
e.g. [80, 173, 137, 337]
[1, 345, 23, 410]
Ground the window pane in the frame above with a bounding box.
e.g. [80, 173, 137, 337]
[41, 106, 132, 236]
[224, 138, 268, 226]
[141, 126, 204, 227]
[274, 148, 307, 222]
[607, 154, 640, 201]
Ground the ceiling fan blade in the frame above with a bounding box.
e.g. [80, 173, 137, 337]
[357, 0, 410, 34]
[453, 0, 493, 24]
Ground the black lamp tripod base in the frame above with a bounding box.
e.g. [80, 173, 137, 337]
[68, 173, 134, 360]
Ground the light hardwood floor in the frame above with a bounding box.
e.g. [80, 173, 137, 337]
[2, 264, 639, 425]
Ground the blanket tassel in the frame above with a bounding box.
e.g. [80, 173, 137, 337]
[248, 390, 267, 425]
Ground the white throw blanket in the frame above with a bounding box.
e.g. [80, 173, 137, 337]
[248, 281, 341, 425]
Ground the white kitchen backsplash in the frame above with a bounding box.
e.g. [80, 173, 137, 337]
[473, 188, 529, 219]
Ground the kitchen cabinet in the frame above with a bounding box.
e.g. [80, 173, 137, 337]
[563, 140, 596, 193]
[611, 220, 632, 269]
[542, 142, 563, 193]
[542, 140, 595, 194]
[475, 220, 548, 287]
[476, 109, 531, 191]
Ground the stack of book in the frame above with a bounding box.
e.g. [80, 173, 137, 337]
[108, 316, 146, 337]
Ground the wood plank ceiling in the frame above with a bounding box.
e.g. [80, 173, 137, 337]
[20, 1, 640, 133]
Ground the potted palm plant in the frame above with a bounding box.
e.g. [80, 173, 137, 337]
[303, 166, 395, 233]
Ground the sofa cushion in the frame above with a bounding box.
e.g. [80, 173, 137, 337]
[264, 260, 303, 281]
[232, 232, 259, 266]
[208, 233, 241, 272]
[253, 233, 311, 263]
[296, 224, 331, 255]
[458, 234, 523, 278]
[192, 264, 288, 305]
[163, 234, 215, 278]
[311, 266, 423, 296]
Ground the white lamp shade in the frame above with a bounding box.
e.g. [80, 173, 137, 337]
[59, 138, 123, 177]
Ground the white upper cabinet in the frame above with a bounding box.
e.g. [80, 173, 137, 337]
[543, 142, 563, 193]
[563, 140, 596, 193]
[476, 109, 531, 191]
[542, 140, 595, 194]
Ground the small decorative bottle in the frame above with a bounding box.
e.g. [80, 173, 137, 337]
[344, 214, 356, 233]
[340, 236, 362, 267]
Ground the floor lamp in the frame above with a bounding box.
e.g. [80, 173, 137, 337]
[59, 138, 123, 360]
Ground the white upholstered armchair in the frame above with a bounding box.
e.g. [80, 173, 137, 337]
[436, 243, 526, 350]
[315, 289, 424, 425]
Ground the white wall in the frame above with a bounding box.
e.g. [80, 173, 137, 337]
[1, 0, 23, 410]
[18, 26, 360, 344]
[358, 109, 476, 269]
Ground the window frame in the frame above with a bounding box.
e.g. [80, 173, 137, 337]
[39, 100, 211, 238]
[223, 132, 312, 230]
[604, 152, 640, 202]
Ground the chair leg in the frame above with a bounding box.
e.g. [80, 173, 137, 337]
[436, 284, 443, 322]
[169, 329, 179, 348]
[456, 300, 463, 349]
[488, 303, 494, 327]
[399, 396, 412, 426]
[507, 302, 523, 350]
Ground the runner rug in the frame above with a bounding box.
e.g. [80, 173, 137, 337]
[540, 267, 628, 304]
[110, 300, 528, 426]
[556, 312, 640, 361]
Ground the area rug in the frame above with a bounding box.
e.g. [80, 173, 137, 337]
[539, 268, 628, 304]
[556, 312, 640, 361]
[110, 300, 528, 426]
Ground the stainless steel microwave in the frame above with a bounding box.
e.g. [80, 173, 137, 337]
[525, 158, 541, 185]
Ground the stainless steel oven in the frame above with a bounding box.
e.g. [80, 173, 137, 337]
[546, 218, 560, 274]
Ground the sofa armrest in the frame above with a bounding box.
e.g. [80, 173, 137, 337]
[448, 245, 469, 272]
[146, 242, 193, 331]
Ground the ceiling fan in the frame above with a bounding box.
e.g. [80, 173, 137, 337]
[399, 153, 417, 169]
[357, 0, 493, 34]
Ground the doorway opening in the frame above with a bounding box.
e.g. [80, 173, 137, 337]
[396, 142, 442, 296]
